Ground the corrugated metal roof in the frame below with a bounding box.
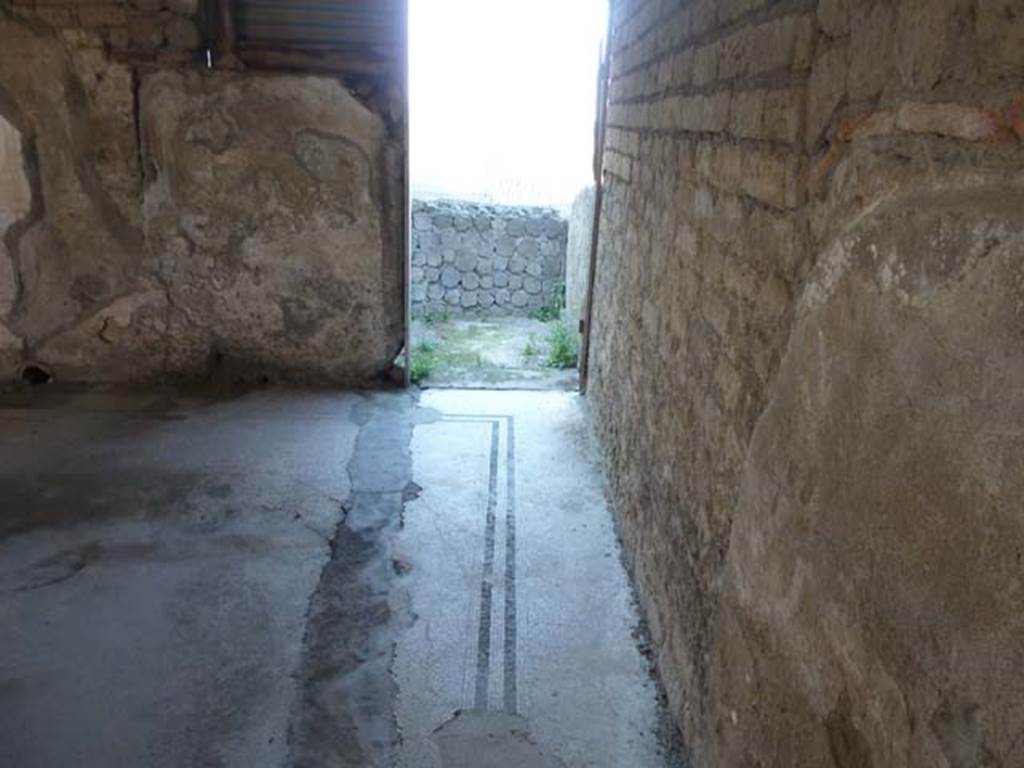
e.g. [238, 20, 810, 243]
[233, 0, 405, 51]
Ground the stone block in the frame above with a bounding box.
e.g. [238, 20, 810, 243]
[517, 239, 539, 259]
[818, 0, 848, 37]
[511, 290, 528, 308]
[523, 276, 542, 295]
[164, 17, 199, 50]
[806, 43, 847, 148]
[460, 291, 478, 308]
[440, 267, 460, 288]
[455, 251, 476, 271]
[730, 89, 765, 139]
[976, 0, 1024, 80]
[763, 88, 804, 145]
[463, 272, 480, 291]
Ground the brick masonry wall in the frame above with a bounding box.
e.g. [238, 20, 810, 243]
[411, 198, 567, 318]
[590, 0, 1024, 765]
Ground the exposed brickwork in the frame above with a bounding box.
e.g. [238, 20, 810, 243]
[589, 0, 1024, 765]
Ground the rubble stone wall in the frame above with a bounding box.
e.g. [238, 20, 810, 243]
[411, 198, 567, 318]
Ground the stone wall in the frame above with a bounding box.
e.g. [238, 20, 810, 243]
[411, 198, 567, 318]
[565, 186, 596, 327]
[0, 2, 405, 385]
[590, 1, 1024, 766]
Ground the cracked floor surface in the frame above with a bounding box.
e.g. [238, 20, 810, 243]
[0, 386, 683, 767]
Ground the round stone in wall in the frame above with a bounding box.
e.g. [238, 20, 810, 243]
[508, 275, 523, 290]
[509, 258, 525, 275]
[444, 289, 460, 305]
[480, 275, 494, 289]
[479, 291, 495, 308]
[523, 276, 542, 295]
[496, 237, 515, 257]
[426, 251, 443, 268]
[412, 284, 427, 302]
[427, 284, 444, 300]
[441, 267, 461, 288]
[517, 239, 539, 259]
[463, 272, 480, 291]
[494, 273, 509, 288]
[495, 289, 511, 304]
[455, 251, 477, 272]
[461, 291, 478, 308]
[511, 290, 529, 307]
[476, 258, 493, 274]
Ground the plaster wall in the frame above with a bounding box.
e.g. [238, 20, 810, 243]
[0, 3, 405, 384]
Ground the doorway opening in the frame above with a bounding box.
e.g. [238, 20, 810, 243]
[407, 0, 608, 389]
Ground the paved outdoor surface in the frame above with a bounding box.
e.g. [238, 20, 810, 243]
[0, 385, 682, 767]
[411, 318, 580, 390]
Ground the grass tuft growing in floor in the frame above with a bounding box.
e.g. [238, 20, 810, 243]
[522, 334, 540, 359]
[546, 320, 579, 369]
[410, 341, 437, 383]
[410, 338, 488, 384]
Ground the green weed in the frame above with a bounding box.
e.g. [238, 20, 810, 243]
[546, 321, 579, 369]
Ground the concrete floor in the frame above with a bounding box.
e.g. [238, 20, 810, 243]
[0, 386, 682, 767]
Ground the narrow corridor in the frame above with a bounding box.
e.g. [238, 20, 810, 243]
[396, 391, 679, 766]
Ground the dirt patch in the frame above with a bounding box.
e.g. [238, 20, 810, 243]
[410, 318, 578, 390]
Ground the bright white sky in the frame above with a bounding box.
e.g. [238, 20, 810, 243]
[409, 0, 608, 209]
